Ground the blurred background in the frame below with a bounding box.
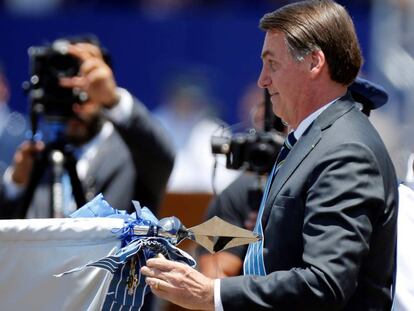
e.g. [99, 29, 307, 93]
[0, 0, 413, 180]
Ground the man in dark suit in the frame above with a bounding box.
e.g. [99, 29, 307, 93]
[0, 40, 175, 218]
[197, 77, 391, 280]
[140, 1, 398, 310]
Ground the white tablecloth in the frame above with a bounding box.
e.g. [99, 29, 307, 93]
[0, 217, 123, 311]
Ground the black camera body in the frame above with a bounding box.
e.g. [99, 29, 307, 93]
[211, 89, 286, 175]
[25, 39, 88, 121]
[211, 129, 284, 174]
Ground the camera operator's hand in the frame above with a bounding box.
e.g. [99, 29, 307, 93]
[59, 43, 119, 120]
[10, 141, 44, 186]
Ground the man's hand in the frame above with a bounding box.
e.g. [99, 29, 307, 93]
[59, 43, 119, 121]
[10, 141, 44, 186]
[141, 257, 215, 311]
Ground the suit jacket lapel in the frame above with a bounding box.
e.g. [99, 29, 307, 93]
[83, 131, 119, 200]
[261, 92, 356, 228]
[262, 125, 322, 226]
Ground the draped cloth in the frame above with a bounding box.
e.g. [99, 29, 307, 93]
[0, 217, 123, 311]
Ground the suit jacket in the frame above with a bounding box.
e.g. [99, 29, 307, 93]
[221, 93, 398, 310]
[0, 97, 175, 218]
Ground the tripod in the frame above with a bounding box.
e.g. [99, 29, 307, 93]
[19, 123, 86, 218]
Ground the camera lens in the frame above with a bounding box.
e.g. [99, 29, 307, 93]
[211, 136, 231, 155]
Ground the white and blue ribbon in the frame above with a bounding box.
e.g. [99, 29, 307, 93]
[55, 194, 196, 310]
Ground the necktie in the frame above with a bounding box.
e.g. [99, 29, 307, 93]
[274, 131, 297, 176]
[243, 132, 297, 276]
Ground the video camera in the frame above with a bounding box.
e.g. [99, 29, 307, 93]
[24, 35, 111, 123]
[211, 130, 284, 174]
[24, 39, 88, 121]
[211, 91, 285, 175]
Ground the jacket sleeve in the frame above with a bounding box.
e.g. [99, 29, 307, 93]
[108, 96, 175, 213]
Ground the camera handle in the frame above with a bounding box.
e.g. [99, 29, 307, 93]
[19, 142, 86, 218]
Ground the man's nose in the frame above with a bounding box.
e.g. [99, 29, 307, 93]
[257, 68, 270, 89]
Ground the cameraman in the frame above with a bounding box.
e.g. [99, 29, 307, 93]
[0, 40, 175, 218]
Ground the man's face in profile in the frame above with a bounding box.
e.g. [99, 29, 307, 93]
[257, 31, 310, 128]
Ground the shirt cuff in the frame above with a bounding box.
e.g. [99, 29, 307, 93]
[214, 279, 224, 311]
[103, 87, 134, 124]
[2, 167, 25, 199]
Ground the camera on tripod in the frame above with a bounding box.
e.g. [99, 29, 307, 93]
[19, 36, 112, 218]
[24, 39, 88, 121]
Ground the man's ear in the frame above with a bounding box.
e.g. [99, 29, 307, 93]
[309, 50, 325, 78]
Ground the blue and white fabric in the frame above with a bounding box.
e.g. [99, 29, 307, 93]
[56, 194, 196, 310]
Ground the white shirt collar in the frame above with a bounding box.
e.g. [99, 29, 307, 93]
[293, 98, 339, 141]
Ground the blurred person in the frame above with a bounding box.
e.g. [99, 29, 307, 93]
[0, 64, 27, 177]
[155, 74, 214, 150]
[369, 0, 414, 178]
[0, 38, 175, 219]
[154, 72, 239, 193]
[394, 183, 414, 311]
[405, 153, 414, 189]
[140, 1, 398, 310]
